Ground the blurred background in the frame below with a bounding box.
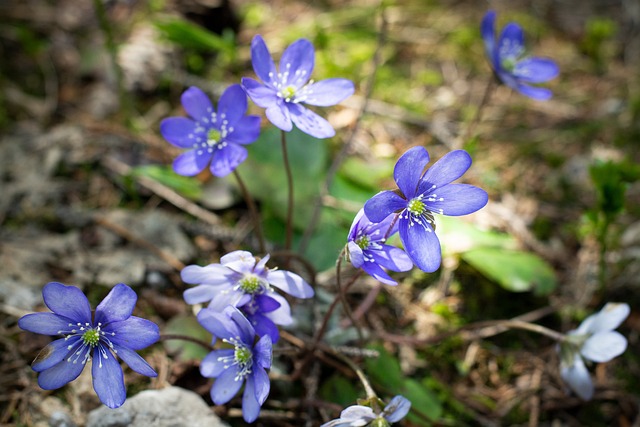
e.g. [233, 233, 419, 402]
[1, 0, 640, 425]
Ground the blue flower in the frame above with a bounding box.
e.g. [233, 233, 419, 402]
[321, 395, 411, 427]
[241, 35, 355, 139]
[558, 303, 630, 400]
[364, 147, 488, 273]
[18, 282, 159, 409]
[347, 208, 413, 285]
[181, 250, 314, 343]
[481, 10, 559, 100]
[160, 84, 261, 177]
[197, 306, 272, 423]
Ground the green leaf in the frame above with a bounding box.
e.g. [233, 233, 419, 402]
[462, 247, 557, 295]
[438, 216, 517, 254]
[130, 165, 202, 200]
[364, 344, 404, 390]
[319, 374, 360, 407]
[338, 157, 394, 191]
[154, 18, 235, 53]
[162, 314, 211, 362]
[403, 378, 443, 423]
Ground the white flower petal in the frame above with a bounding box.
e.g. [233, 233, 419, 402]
[560, 354, 594, 400]
[581, 331, 628, 362]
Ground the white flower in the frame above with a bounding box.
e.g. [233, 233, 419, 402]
[321, 395, 411, 427]
[559, 303, 630, 400]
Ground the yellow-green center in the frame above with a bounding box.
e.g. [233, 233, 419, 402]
[82, 329, 100, 347]
[207, 129, 222, 146]
[501, 57, 517, 72]
[239, 276, 262, 294]
[281, 86, 296, 100]
[234, 346, 252, 365]
[407, 198, 427, 215]
[371, 418, 391, 427]
[356, 235, 370, 250]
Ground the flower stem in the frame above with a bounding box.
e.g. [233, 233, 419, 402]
[233, 169, 266, 254]
[461, 75, 496, 146]
[281, 130, 294, 253]
[492, 320, 566, 342]
[331, 349, 378, 401]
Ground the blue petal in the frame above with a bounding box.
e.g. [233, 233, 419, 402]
[254, 294, 281, 313]
[498, 23, 525, 62]
[172, 150, 211, 176]
[201, 349, 234, 378]
[481, 11, 498, 65]
[217, 84, 248, 125]
[253, 335, 273, 370]
[418, 150, 472, 195]
[241, 375, 261, 423]
[226, 115, 261, 145]
[32, 337, 78, 372]
[265, 102, 293, 131]
[160, 117, 197, 148]
[262, 293, 293, 327]
[113, 344, 157, 377]
[513, 57, 559, 83]
[364, 191, 407, 223]
[361, 261, 399, 286]
[394, 146, 429, 198]
[42, 282, 92, 324]
[241, 77, 279, 108]
[220, 250, 257, 272]
[247, 313, 280, 343]
[348, 241, 364, 268]
[197, 308, 235, 341]
[383, 395, 412, 423]
[399, 217, 442, 273]
[250, 35, 278, 86]
[92, 346, 126, 408]
[209, 144, 248, 177]
[267, 270, 314, 298]
[183, 284, 218, 305]
[95, 283, 136, 325]
[251, 364, 270, 404]
[302, 78, 354, 106]
[288, 103, 335, 139]
[19, 312, 76, 336]
[106, 316, 159, 350]
[210, 366, 244, 405]
[371, 245, 413, 272]
[425, 184, 488, 216]
[515, 83, 553, 100]
[347, 208, 366, 240]
[38, 358, 86, 390]
[181, 86, 214, 123]
[279, 38, 314, 88]
[181, 264, 233, 285]
[228, 307, 257, 345]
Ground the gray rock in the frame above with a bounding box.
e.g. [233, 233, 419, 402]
[86, 387, 229, 427]
[49, 411, 77, 427]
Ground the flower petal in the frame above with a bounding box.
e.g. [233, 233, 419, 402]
[200, 349, 234, 378]
[95, 283, 136, 325]
[361, 260, 398, 286]
[254, 335, 273, 370]
[301, 78, 354, 106]
[252, 366, 270, 407]
[581, 331, 628, 362]
[228, 306, 257, 344]
[32, 337, 77, 372]
[364, 191, 407, 223]
[579, 303, 630, 335]
[42, 282, 92, 324]
[181, 264, 233, 285]
[226, 115, 261, 145]
[279, 38, 314, 88]
[371, 245, 413, 272]
[160, 117, 198, 148]
[92, 347, 126, 409]
[267, 270, 314, 298]
[288, 103, 335, 139]
[112, 344, 157, 377]
[217, 84, 248, 125]
[183, 284, 218, 305]
[265, 102, 293, 131]
[37, 358, 86, 390]
[339, 405, 376, 422]
[399, 217, 442, 273]
[241, 374, 261, 423]
[418, 150, 472, 195]
[394, 146, 429, 198]
[248, 313, 280, 343]
[513, 57, 559, 83]
[561, 354, 594, 400]
[425, 183, 488, 216]
[250, 35, 278, 86]
[383, 395, 412, 423]
[172, 150, 211, 176]
[498, 23, 525, 62]
[221, 250, 256, 272]
[241, 77, 279, 108]
[209, 144, 248, 177]
[263, 293, 293, 326]
[515, 83, 553, 100]
[19, 312, 75, 336]
[197, 308, 235, 341]
[348, 241, 364, 268]
[481, 11, 498, 65]
[254, 294, 281, 313]
[106, 316, 160, 350]
[210, 366, 244, 405]
[181, 86, 214, 122]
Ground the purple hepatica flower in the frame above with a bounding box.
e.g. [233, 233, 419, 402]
[18, 282, 159, 409]
[198, 306, 272, 423]
[241, 35, 355, 139]
[347, 208, 413, 286]
[160, 84, 260, 177]
[481, 10, 559, 100]
[364, 147, 488, 273]
[181, 250, 314, 343]
[321, 395, 411, 427]
[558, 303, 630, 400]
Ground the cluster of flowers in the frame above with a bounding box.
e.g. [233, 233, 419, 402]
[15, 10, 630, 427]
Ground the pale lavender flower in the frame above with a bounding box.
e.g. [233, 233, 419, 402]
[321, 395, 411, 427]
[558, 303, 630, 400]
[241, 35, 354, 139]
[18, 282, 159, 408]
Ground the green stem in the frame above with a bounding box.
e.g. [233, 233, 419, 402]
[495, 320, 566, 342]
[281, 130, 294, 253]
[461, 75, 497, 145]
[331, 350, 378, 401]
[233, 169, 266, 254]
